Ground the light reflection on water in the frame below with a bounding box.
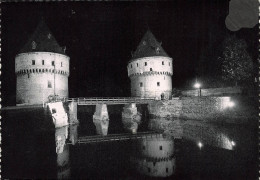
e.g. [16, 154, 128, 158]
[3, 108, 258, 179]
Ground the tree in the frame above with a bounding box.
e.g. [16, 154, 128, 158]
[218, 35, 254, 86]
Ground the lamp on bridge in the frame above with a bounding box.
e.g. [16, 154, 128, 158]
[194, 82, 201, 97]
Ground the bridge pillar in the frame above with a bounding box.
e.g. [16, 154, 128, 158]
[69, 124, 78, 145]
[122, 103, 142, 134]
[56, 126, 71, 179]
[47, 102, 69, 128]
[68, 102, 79, 124]
[93, 104, 109, 135]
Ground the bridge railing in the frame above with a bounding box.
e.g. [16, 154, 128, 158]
[67, 97, 156, 104]
[48, 96, 156, 104]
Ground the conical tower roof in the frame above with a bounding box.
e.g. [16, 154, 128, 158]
[19, 19, 65, 55]
[131, 30, 169, 59]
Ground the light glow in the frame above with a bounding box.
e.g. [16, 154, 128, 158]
[227, 101, 235, 108]
[194, 82, 201, 89]
[231, 141, 235, 146]
[198, 142, 203, 149]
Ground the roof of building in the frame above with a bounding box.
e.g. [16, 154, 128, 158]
[19, 19, 66, 55]
[131, 30, 169, 60]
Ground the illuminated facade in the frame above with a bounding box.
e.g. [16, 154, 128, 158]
[15, 19, 70, 105]
[127, 30, 173, 100]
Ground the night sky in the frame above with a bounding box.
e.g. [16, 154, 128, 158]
[2, 1, 257, 106]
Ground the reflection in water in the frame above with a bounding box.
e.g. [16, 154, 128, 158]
[131, 134, 176, 177]
[149, 117, 239, 150]
[3, 105, 256, 179]
[55, 124, 79, 179]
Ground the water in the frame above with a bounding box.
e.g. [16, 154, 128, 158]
[2, 106, 258, 179]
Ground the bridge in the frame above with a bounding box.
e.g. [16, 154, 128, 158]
[51, 97, 157, 105]
[67, 131, 164, 145]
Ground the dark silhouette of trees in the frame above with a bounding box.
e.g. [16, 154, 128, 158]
[218, 35, 254, 86]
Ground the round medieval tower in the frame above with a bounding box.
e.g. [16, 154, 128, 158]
[15, 19, 70, 105]
[127, 30, 173, 100]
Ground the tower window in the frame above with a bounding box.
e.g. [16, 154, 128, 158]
[143, 145, 145, 150]
[28, 74, 30, 78]
[48, 81, 52, 88]
[52, 61, 55, 66]
[157, 82, 160, 86]
[42, 60, 44, 65]
[156, 47, 160, 54]
[166, 168, 168, 173]
[32, 60, 35, 65]
[131, 64, 132, 68]
[153, 162, 156, 166]
[140, 82, 143, 87]
[159, 145, 162, 150]
[61, 62, 63, 67]
[137, 63, 138, 67]
[145, 62, 147, 66]
[32, 41, 36, 49]
[150, 68, 153, 71]
[148, 168, 151, 173]
[162, 61, 164, 65]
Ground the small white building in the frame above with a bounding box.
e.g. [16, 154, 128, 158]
[15, 19, 70, 105]
[127, 30, 173, 100]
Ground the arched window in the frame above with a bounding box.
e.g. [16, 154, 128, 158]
[33, 69, 35, 73]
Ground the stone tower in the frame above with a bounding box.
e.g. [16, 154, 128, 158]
[15, 19, 70, 105]
[127, 30, 173, 100]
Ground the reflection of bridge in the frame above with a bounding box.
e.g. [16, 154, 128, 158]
[68, 131, 163, 144]
[52, 97, 156, 105]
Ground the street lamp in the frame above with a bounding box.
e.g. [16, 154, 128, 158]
[194, 82, 201, 96]
[198, 141, 203, 149]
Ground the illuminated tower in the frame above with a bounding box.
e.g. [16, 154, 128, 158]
[15, 19, 70, 105]
[127, 30, 173, 100]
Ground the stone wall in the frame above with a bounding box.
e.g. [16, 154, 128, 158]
[181, 87, 242, 97]
[128, 56, 173, 100]
[148, 96, 257, 123]
[15, 52, 69, 105]
[130, 75, 172, 99]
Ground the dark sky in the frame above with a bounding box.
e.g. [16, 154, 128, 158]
[2, 1, 257, 105]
